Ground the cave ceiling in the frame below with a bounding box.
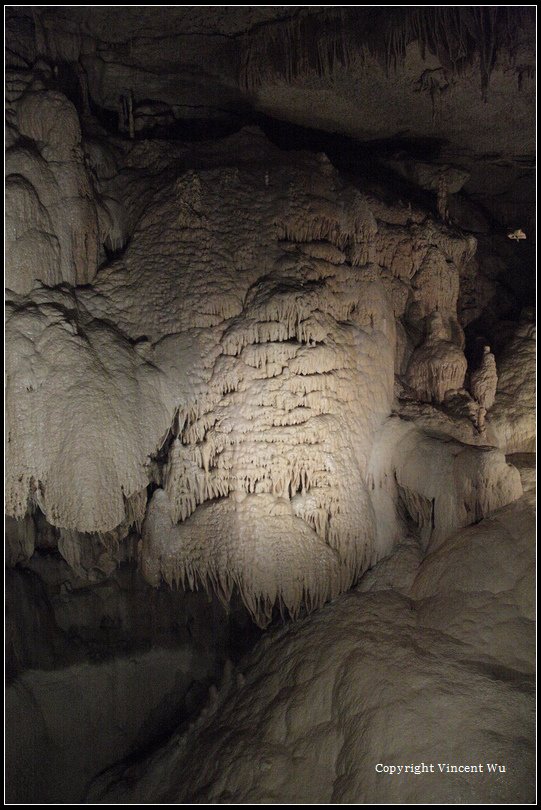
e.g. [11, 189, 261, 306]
[6, 6, 535, 225]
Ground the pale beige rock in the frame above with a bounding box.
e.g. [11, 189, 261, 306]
[406, 312, 467, 404]
[4, 127, 525, 623]
[368, 417, 522, 553]
[5, 86, 106, 293]
[471, 345, 498, 431]
[3, 14, 535, 805]
[87, 459, 534, 805]
[17, 89, 81, 156]
[471, 346, 498, 412]
[4, 287, 173, 533]
[490, 317, 536, 453]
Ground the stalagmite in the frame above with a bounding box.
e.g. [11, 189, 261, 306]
[6, 83, 106, 292]
[489, 315, 536, 452]
[405, 312, 467, 404]
[470, 345, 498, 431]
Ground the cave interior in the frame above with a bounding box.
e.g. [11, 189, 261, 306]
[4, 6, 536, 805]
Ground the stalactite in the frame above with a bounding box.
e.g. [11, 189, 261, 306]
[118, 91, 135, 138]
[5, 125, 526, 625]
[437, 172, 449, 222]
[239, 7, 534, 99]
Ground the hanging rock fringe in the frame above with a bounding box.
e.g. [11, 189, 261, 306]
[239, 7, 534, 100]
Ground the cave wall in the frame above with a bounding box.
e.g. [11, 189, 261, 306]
[6, 120, 526, 623]
[5, 549, 259, 803]
[89, 455, 535, 804]
[4, 6, 535, 805]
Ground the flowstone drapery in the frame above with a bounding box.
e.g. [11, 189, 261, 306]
[5, 118, 525, 624]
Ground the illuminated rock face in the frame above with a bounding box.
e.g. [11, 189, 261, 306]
[405, 311, 467, 404]
[5, 126, 525, 624]
[87, 457, 535, 805]
[4, 10, 535, 805]
[490, 314, 536, 453]
[6, 80, 107, 293]
[139, 168, 400, 623]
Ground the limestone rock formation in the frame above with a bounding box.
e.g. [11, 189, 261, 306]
[471, 345, 498, 411]
[5, 125, 524, 626]
[87, 456, 535, 805]
[5, 557, 241, 803]
[470, 345, 498, 431]
[5, 285, 172, 533]
[4, 9, 535, 803]
[405, 311, 467, 404]
[490, 314, 536, 453]
[368, 418, 522, 553]
[6, 77, 107, 293]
